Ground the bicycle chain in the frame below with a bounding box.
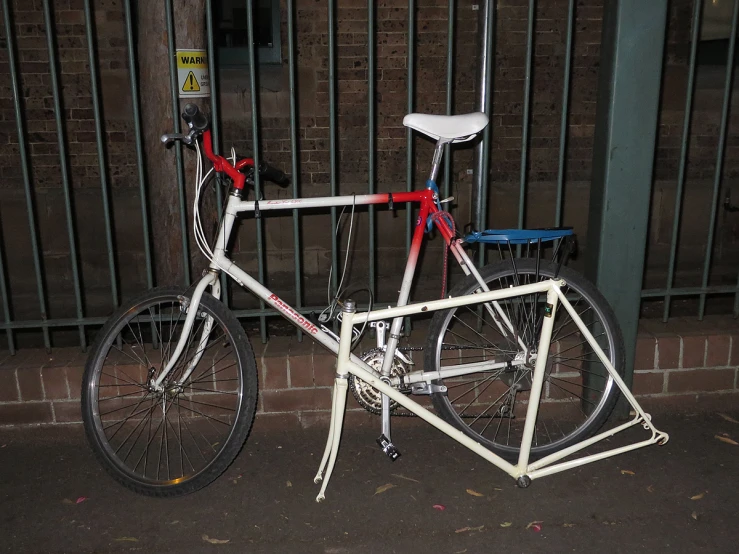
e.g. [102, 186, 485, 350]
[351, 344, 508, 418]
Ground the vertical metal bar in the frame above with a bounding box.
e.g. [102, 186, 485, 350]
[246, 0, 268, 342]
[474, 0, 495, 268]
[205, 0, 229, 308]
[83, 0, 118, 309]
[287, 0, 303, 339]
[518, 0, 535, 234]
[406, 0, 416, 258]
[43, 0, 86, 349]
[368, 0, 376, 297]
[700, 0, 739, 319]
[2, 0, 48, 350]
[0, 235, 13, 353]
[555, 0, 575, 228]
[404, 0, 416, 332]
[664, 0, 702, 322]
[165, 0, 191, 285]
[124, 0, 154, 289]
[328, 0, 339, 296]
[443, 0, 455, 203]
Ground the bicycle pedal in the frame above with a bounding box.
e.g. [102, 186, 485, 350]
[376, 434, 401, 461]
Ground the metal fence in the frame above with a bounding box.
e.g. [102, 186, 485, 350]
[640, 0, 739, 321]
[0, 0, 737, 354]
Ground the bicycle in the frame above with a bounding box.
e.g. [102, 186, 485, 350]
[81, 104, 669, 500]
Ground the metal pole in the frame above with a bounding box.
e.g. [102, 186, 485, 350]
[443, 0, 456, 203]
[43, 0, 87, 349]
[123, 0, 154, 290]
[328, 0, 339, 297]
[83, 0, 118, 309]
[287, 0, 304, 339]
[2, 0, 49, 351]
[246, 0, 268, 342]
[368, 0, 377, 297]
[206, 0, 229, 308]
[518, 0, 536, 235]
[472, 0, 495, 268]
[555, 0, 575, 228]
[586, 0, 668, 398]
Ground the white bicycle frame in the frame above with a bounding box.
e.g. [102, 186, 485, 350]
[150, 182, 669, 503]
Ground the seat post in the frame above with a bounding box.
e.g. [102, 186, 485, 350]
[428, 140, 447, 185]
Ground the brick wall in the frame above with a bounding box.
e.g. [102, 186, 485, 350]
[2, 316, 738, 427]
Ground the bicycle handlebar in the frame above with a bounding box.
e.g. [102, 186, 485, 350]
[259, 161, 290, 187]
[182, 103, 209, 131]
[163, 103, 291, 190]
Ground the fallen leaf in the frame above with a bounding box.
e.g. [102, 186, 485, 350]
[455, 525, 484, 533]
[620, 470, 635, 476]
[563, 523, 575, 528]
[500, 522, 512, 528]
[374, 483, 395, 495]
[286, 480, 292, 488]
[391, 473, 420, 483]
[202, 535, 230, 545]
[715, 435, 739, 446]
[62, 499, 73, 505]
[432, 504, 446, 511]
[114, 537, 138, 542]
[691, 511, 699, 521]
[466, 488, 484, 497]
[690, 493, 705, 501]
[493, 487, 503, 491]
[526, 520, 543, 532]
[718, 413, 739, 424]
[76, 497, 88, 504]
[647, 485, 655, 493]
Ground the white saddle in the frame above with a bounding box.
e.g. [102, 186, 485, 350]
[403, 112, 489, 143]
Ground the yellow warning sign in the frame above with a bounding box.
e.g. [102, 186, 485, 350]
[182, 71, 201, 92]
[176, 49, 210, 98]
[177, 52, 208, 68]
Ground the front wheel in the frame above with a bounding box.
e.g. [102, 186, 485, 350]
[81, 287, 258, 497]
[426, 260, 624, 461]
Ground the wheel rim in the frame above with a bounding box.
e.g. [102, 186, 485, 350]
[87, 295, 244, 487]
[433, 266, 617, 457]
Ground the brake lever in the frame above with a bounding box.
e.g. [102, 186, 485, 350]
[160, 132, 192, 146]
[160, 128, 199, 146]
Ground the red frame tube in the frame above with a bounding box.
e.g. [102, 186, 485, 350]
[200, 130, 455, 241]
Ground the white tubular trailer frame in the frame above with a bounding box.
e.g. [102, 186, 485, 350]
[313, 279, 669, 502]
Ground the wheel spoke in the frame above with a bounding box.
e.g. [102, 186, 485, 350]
[83, 292, 256, 495]
[428, 262, 622, 460]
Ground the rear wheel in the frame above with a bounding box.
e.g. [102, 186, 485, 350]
[82, 287, 257, 497]
[426, 260, 624, 461]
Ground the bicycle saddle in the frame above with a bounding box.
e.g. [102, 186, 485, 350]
[403, 112, 489, 143]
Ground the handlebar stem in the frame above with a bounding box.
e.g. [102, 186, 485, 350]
[201, 130, 253, 190]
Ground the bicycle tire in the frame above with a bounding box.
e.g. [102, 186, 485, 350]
[426, 260, 624, 461]
[82, 287, 258, 497]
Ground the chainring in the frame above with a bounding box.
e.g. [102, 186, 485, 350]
[349, 349, 410, 415]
